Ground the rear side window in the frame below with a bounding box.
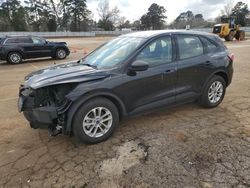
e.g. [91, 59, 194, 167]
[17, 37, 32, 44]
[5, 38, 18, 44]
[177, 35, 203, 60]
[208, 35, 227, 50]
[200, 37, 217, 53]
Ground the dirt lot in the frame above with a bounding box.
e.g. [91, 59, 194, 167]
[0, 37, 250, 188]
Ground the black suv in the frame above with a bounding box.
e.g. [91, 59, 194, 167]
[0, 36, 70, 64]
[18, 30, 233, 144]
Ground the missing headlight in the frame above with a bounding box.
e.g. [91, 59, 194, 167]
[33, 84, 76, 108]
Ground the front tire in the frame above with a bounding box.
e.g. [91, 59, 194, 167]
[7, 52, 22, 64]
[73, 97, 119, 144]
[55, 48, 67, 59]
[200, 76, 226, 108]
[225, 31, 234, 41]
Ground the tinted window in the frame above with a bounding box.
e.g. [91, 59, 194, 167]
[177, 35, 203, 59]
[32, 37, 46, 44]
[17, 37, 32, 44]
[5, 38, 18, 44]
[201, 37, 217, 53]
[208, 35, 226, 49]
[136, 36, 172, 67]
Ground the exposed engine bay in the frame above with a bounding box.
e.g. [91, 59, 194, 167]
[19, 84, 75, 136]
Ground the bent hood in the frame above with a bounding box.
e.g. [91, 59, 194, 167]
[24, 62, 109, 89]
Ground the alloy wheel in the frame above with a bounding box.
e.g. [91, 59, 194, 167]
[57, 49, 66, 59]
[82, 107, 113, 138]
[10, 53, 21, 63]
[208, 81, 223, 104]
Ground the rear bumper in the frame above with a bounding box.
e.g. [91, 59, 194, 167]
[227, 59, 234, 86]
[66, 49, 70, 56]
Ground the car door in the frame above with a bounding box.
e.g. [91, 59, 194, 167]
[16, 37, 35, 58]
[30, 37, 53, 58]
[119, 36, 177, 114]
[174, 34, 212, 103]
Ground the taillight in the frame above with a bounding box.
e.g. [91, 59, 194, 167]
[228, 53, 234, 62]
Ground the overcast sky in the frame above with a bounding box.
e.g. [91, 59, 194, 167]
[87, 0, 250, 23]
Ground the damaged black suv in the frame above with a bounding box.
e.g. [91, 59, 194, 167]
[18, 30, 233, 144]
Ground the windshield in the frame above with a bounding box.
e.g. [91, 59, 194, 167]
[80, 37, 145, 69]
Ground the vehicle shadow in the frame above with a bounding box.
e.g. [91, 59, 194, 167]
[0, 58, 57, 66]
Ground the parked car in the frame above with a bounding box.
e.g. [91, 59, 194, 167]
[18, 30, 234, 144]
[0, 36, 70, 64]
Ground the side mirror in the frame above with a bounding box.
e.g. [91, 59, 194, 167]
[129, 60, 148, 72]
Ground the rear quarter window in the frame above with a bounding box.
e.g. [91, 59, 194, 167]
[200, 37, 218, 53]
[207, 35, 225, 48]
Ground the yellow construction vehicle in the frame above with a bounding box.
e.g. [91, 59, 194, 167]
[212, 16, 245, 41]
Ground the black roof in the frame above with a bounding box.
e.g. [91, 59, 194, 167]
[0, 35, 42, 39]
[121, 30, 216, 39]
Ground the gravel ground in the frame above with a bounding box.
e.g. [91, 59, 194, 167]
[0, 37, 249, 188]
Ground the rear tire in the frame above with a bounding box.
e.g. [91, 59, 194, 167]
[55, 48, 67, 59]
[199, 76, 226, 108]
[7, 52, 22, 64]
[225, 31, 234, 41]
[72, 97, 119, 144]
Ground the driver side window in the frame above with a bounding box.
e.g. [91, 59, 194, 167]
[32, 37, 46, 44]
[136, 36, 172, 67]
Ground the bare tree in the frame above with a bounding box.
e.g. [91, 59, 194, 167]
[97, 0, 120, 30]
[221, 0, 234, 16]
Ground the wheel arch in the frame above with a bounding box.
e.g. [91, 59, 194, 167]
[64, 91, 127, 134]
[6, 50, 25, 59]
[202, 70, 229, 92]
[53, 46, 68, 58]
[214, 71, 229, 86]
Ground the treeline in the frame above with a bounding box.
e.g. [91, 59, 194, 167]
[0, 0, 167, 31]
[0, 0, 249, 32]
[0, 0, 92, 31]
[171, 1, 249, 29]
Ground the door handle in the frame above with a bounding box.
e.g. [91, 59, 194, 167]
[204, 61, 211, 66]
[164, 69, 176, 74]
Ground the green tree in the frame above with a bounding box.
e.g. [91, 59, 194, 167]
[131, 20, 141, 30]
[140, 3, 167, 30]
[0, 0, 27, 31]
[11, 6, 27, 31]
[231, 1, 249, 26]
[47, 17, 57, 31]
[64, 0, 89, 31]
[24, 0, 44, 31]
[0, 0, 12, 31]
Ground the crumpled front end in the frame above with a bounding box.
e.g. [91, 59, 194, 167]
[18, 84, 74, 135]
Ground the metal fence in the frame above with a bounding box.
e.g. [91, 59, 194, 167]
[0, 31, 95, 38]
[192, 27, 250, 32]
[0, 27, 249, 38]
